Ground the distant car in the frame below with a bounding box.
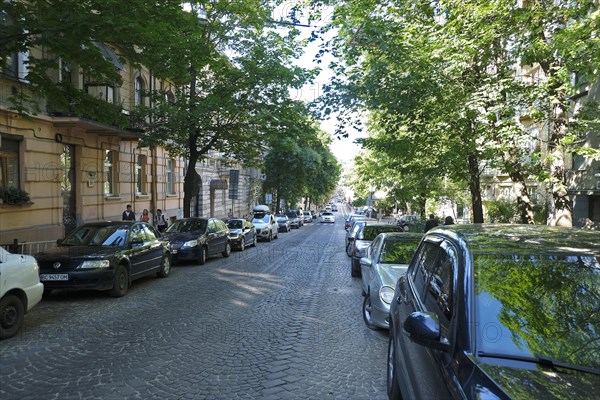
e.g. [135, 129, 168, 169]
[360, 232, 423, 330]
[226, 218, 257, 251]
[286, 212, 302, 229]
[35, 221, 171, 297]
[350, 223, 408, 277]
[345, 214, 367, 231]
[303, 211, 313, 223]
[275, 214, 292, 232]
[288, 210, 304, 227]
[387, 224, 600, 400]
[332, 204, 338, 212]
[164, 218, 230, 265]
[252, 212, 279, 241]
[320, 212, 335, 223]
[318, 209, 327, 217]
[0, 248, 44, 339]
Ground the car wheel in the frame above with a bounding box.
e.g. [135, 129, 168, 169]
[362, 294, 379, 330]
[222, 241, 231, 258]
[251, 235, 257, 247]
[198, 246, 207, 265]
[351, 260, 361, 277]
[0, 294, 25, 339]
[239, 238, 245, 251]
[267, 232, 272, 242]
[109, 265, 129, 297]
[387, 335, 402, 400]
[157, 253, 171, 278]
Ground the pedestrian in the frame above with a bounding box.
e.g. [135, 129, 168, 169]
[155, 209, 168, 232]
[444, 215, 455, 225]
[140, 209, 150, 223]
[122, 204, 136, 221]
[424, 214, 439, 233]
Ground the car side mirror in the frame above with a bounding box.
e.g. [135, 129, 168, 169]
[402, 311, 450, 352]
[56, 238, 62, 245]
[348, 237, 355, 242]
[360, 257, 371, 267]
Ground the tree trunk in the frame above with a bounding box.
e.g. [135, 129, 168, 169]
[508, 170, 535, 224]
[467, 152, 484, 223]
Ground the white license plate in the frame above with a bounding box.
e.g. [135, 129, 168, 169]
[40, 274, 69, 281]
[172, 249, 178, 254]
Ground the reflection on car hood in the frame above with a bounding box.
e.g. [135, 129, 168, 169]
[375, 263, 409, 286]
[163, 232, 200, 243]
[475, 361, 599, 399]
[35, 246, 120, 260]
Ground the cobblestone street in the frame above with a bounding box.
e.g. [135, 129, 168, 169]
[1, 219, 389, 399]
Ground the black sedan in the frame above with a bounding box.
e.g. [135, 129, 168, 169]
[226, 218, 257, 251]
[163, 217, 231, 265]
[387, 224, 600, 400]
[35, 221, 171, 297]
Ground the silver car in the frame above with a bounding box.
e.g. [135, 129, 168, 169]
[360, 232, 423, 330]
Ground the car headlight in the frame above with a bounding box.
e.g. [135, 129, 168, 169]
[379, 286, 395, 304]
[78, 260, 110, 269]
[183, 240, 199, 247]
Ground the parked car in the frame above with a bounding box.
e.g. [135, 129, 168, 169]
[318, 209, 327, 217]
[344, 214, 367, 231]
[226, 218, 257, 251]
[350, 223, 408, 277]
[286, 212, 302, 229]
[288, 209, 304, 227]
[387, 224, 600, 400]
[275, 214, 292, 232]
[320, 211, 335, 223]
[303, 211, 313, 223]
[360, 232, 423, 330]
[346, 218, 378, 256]
[35, 221, 171, 297]
[331, 204, 338, 212]
[164, 218, 230, 265]
[0, 248, 44, 339]
[252, 210, 279, 242]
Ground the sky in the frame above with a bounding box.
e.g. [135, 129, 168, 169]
[275, 4, 363, 169]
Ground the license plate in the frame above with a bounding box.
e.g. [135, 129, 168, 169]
[172, 249, 178, 254]
[40, 274, 69, 281]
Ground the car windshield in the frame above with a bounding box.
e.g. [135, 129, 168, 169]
[252, 214, 270, 223]
[167, 219, 207, 233]
[379, 239, 420, 264]
[62, 225, 128, 246]
[360, 226, 406, 241]
[227, 220, 243, 229]
[474, 254, 600, 369]
[322, 212, 333, 216]
[286, 213, 297, 218]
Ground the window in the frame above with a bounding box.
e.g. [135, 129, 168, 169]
[104, 150, 117, 196]
[166, 158, 174, 195]
[0, 136, 19, 190]
[136, 154, 146, 194]
[135, 76, 145, 107]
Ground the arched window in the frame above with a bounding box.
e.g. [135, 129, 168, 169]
[135, 76, 145, 106]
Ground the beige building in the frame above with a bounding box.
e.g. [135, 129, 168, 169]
[1, 42, 261, 248]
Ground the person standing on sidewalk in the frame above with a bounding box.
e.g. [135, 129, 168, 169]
[155, 209, 168, 232]
[122, 204, 136, 221]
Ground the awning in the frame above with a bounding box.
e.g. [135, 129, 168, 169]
[92, 41, 127, 72]
[210, 179, 228, 190]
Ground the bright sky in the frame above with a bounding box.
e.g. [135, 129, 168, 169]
[277, 6, 363, 169]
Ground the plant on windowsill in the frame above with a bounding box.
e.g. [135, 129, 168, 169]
[0, 187, 32, 206]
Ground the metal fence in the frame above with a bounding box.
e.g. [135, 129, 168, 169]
[0, 239, 57, 256]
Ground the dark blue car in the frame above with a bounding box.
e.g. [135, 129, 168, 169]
[387, 224, 600, 400]
[163, 217, 230, 265]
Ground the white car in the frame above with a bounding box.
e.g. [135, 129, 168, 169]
[320, 212, 335, 223]
[252, 212, 279, 242]
[0, 247, 44, 339]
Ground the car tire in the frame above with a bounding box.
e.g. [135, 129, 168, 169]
[251, 235, 257, 247]
[239, 238, 245, 251]
[346, 242, 353, 257]
[109, 265, 129, 297]
[351, 260, 361, 277]
[362, 294, 379, 330]
[267, 232, 272, 242]
[387, 335, 402, 400]
[0, 294, 25, 340]
[198, 246, 207, 265]
[222, 242, 231, 258]
[157, 253, 171, 278]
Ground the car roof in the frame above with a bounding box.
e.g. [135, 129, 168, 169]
[428, 224, 600, 256]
